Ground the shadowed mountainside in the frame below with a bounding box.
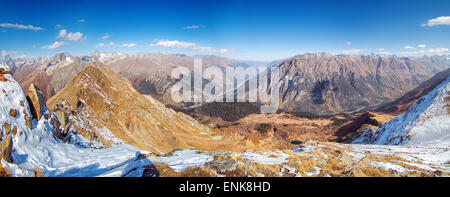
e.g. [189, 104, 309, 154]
[266, 53, 449, 114]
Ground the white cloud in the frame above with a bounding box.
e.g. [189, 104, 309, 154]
[149, 40, 229, 53]
[57, 29, 85, 41]
[1, 50, 17, 57]
[404, 45, 416, 50]
[339, 48, 366, 55]
[397, 48, 449, 56]
[0, 23, 43, 31]
[57, 29, 67, 38]
[101, 35, 110, 40]
[96, 42, 115, 47]
[78, 19, 86, 23]
[183, 25, 204, 30]
[418, 44, 426, 48]
[41, 41, 65, 49]
[345, 41, 352, 45]
[421, 16, 450, 27]
[55, 24, 62, 29]
[65, 32, 84, 41]
[122, 43, 136, 47]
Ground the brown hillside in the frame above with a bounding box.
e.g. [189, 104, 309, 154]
[46, 62, 286, 154]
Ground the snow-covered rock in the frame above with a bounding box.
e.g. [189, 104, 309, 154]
[352, 76, 450, 147]
[0, 62, 147, 176]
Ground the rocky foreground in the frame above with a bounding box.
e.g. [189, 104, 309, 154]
[132, 141, 449, 177]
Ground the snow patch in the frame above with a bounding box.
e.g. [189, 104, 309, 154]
[239, 151, 291, 165]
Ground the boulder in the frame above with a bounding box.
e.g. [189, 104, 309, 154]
[54, 109, 67, 129]
[9, 109, 17, 117]
[27, 83, 45, 120]
[0, 134, 13, 163]
[0, 68, 10, 82]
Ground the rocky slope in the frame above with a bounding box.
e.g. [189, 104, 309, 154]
[128, 141, 449, 177]
[266, 53, 449, 114]
[331, 69, 449, 142]
[352, 75, 450, 146]
[45, 62, 229, 154]
[0, 61, 215, 177]
[44, 62, 284, 154]
[376, 68, 450, 115]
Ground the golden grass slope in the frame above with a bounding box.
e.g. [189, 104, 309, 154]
[46, 62, 284, 154]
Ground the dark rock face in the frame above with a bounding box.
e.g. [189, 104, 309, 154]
[312, 80, 330, 104]
[268, 53, 450, 114]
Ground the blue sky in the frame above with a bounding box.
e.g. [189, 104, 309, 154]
[0, 0, 449, 61]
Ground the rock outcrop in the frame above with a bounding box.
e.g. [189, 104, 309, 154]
[0, 68, 11, 82]
[27, 83, 45, 120]
[1, 134, 13, 163]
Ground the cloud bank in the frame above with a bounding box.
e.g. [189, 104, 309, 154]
[422, 16, 450, 27]
[57, 29, 85, 41]
[41, 41, 65, 49]
[149, 40, 229, 53]
[0, 23, 43, 31]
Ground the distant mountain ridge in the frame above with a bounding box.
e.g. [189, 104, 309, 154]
[265, 52, 450, 114]
[4, 51, 450, 115]
[7, 51, 254, 104]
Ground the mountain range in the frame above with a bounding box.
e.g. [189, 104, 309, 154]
[268, 52, 450, 114]
[1, 52, 449, 177]
[0, 58, 448, 177]
[4, 51, 449, 116]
